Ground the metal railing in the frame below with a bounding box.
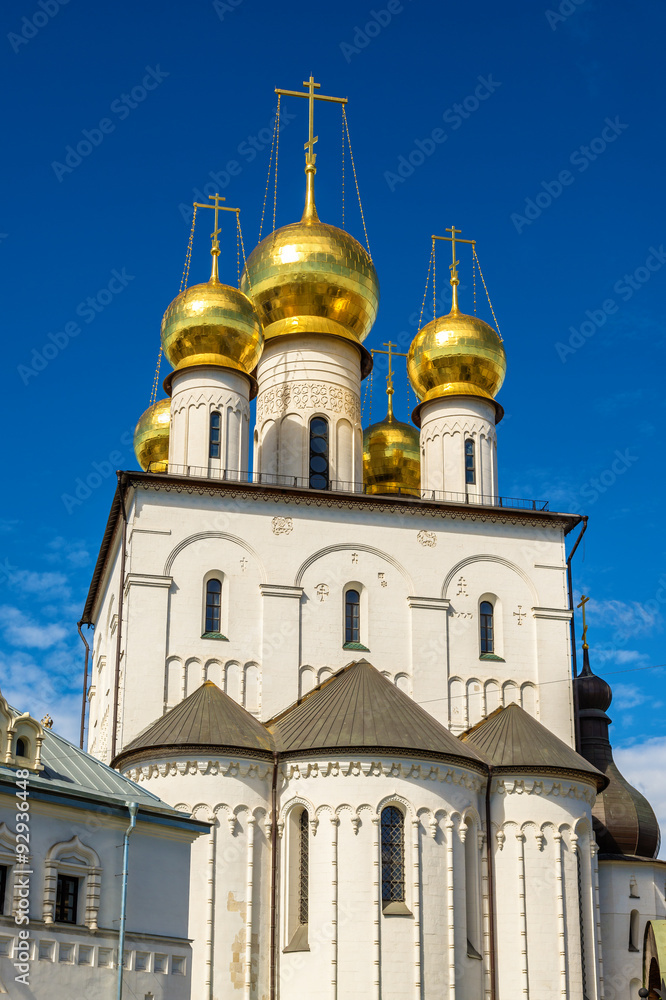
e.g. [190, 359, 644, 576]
[149, 464, 549, 512]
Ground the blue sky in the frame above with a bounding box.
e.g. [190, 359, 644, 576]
[1, 0, 664, 834]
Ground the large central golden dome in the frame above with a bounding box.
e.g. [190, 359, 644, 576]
[240, 167, 379, 345]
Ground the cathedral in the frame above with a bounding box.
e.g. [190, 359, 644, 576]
[1, 78, 664, 999]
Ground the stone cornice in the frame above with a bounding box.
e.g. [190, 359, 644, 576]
[81, 471, 581, 624]
[407, 596, 451, 611]
[259, 584, 304, 600]
[532, 606, 573, 621]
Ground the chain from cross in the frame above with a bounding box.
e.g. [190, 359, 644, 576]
[275, 75, 347, 167]
[577, 594, 590, 649]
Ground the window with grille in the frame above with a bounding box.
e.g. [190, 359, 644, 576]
[381, 806, 405, 904]
[465, 438, 476, 485]
[480, 601, 494, 653]
[205, 579, 222, 633]
[55, 874, 79, 924]
[298, 809, 309, 925]
[0, 865, 6, 916]
[209, 411, 221, 459]
[345, 590, 360, 644]
[309, 418, 329, 490]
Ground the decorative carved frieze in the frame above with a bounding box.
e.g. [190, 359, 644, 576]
[257, 382, 361, 424]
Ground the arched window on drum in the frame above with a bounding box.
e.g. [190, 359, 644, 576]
[309, 417, 329, 490]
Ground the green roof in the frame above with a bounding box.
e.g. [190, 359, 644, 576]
[0, 719, 195, 820]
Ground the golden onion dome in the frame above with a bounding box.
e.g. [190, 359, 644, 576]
[363, 395, 420, 497]
[408, 301, 506, 405]
[134, 398, 170, 472]
[161, 270, 263, 377]
[240, 166, 379, 345]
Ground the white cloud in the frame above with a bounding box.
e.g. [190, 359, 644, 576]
[46, 536, 90, 569]
[594, 649, 650, 667]
[0, 606, 68, 649]
[615, 737, 666, 860]
[590, 597, 662, 640]
[0, 649, 80, 741]
[9, 570, 70, 600]
[611, 683, 648, 709]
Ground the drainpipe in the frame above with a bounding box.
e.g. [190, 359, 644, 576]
[269, 752, 279, 1000]
[77, 622, 91, 749]
[116, 801, 138, 1000]
[111, 475, 128, 761]
[567, 515, 588, 751]
[485, 765, 497, 1000]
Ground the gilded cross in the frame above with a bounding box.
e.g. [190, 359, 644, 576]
[275, 76, 348, 167]
[432, 226, 477, 309]
[371, 341, 408, 417]
[445, 224, 462, 279]
[192, 193, 240, 279]
[577, 594, 590, 649]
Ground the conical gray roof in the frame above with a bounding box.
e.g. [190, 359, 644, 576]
[114, 681, 274, 766]
[267, 660, 487, 770]
[461, 702, 607, 790]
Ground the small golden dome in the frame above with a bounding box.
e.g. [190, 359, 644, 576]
[240, 171, 379, 346]
[363, 398, 420, 497]
[407, 303, 506, 404]
[134, 398, 170, 472]
[161, 278, 264, 376]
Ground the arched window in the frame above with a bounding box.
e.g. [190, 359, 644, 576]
[209, 411, 221, 459]
[629, 909, 640, 952]
[309, 417, 329, 490]
[15, 738, 26, 758]
[480, 601, 494, 654]
[345, 589, 360, 644]
[205, 579, 222, 634]
[298, 810, 309, 926]
[381, 806, 405, 906]
[465, 438, 476, 485]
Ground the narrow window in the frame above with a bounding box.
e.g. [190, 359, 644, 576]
[465, 438, 476, 485]
[209, 411, 221, 459]
[298, 810, 309, 926]
[629, 909, 639, 952]
[345, 590, 360, 644]
[309, 418, 329, 490]
[205, 579, 222, 634]
[0, 865, 7, 916]
[55, 874, 79, 924]
[381, 806, 405, 905]
[480, 601, 494, 654]
[15, 738, 26, 758]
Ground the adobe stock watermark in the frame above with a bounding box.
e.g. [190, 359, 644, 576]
[8, 0, 71, 54]
[213, 0, 244, 20]
[61, 430, 134, 514]
[566, 448, 638, 514]
[178, 105, 296, 223]
[510, 117, 628, 234]
[339, 0, 412, 63]
[17, 268, 134, 385]
[545, 0, 588, 31]
[556, 245, 666, 362]
[384, 75, 501, 192]
[51, 66, 169, 182]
